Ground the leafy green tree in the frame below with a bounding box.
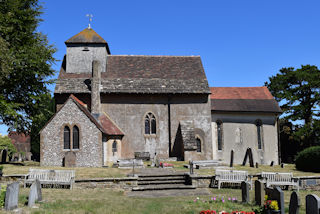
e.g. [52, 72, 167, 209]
[0, 0, 56, 132]
[30, 93, 55, 161]
[266, 65, 320, 148]
[0, 135, 17, 157]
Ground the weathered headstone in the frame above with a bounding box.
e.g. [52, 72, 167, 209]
[230, 150, 234, 168]
[270, 161, 274, 167]
[265, 186, 285, 214]
[255, 162, 259, 168]
[241, 181, 250, 203]
[254, 180, 265, 206]
[1, 149, 7, 164]
[5, 182, 19, 211]
[306, 194, 320, 214]
[28, 182, 37, 207]
[64, 151, 76, 167]
[281, 163, 284, 168]
[189, 160, 194, 174]
[289, 191, 300, 214]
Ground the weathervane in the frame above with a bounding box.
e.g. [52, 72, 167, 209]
[86, 14, 93, 29]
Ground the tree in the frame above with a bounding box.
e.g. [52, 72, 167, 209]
[0, 135, 17, 157]
[30, 93, 55, 161]
[265, 65, 320, 148]
[0, 0, 56, 132]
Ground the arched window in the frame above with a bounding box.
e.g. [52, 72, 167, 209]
[73, 126, 79, 149]
[217, 120, 223, 151]
[256, 119, 263, 150]
[64, 126, 70, 150]
[145, 113, 156, 135]
[196, 137, 201, 152]
[112, 141, 117, 154]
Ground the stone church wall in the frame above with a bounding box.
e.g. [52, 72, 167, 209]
[100, 93, 212, 161]
[40, 99, 102, 167]
[211, 112, 279, 165]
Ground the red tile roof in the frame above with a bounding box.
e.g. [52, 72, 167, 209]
[210, 87, 282, 113]
[210, 87, 274, 100]
[99, 114, 124, 136]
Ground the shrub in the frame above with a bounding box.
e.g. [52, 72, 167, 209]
[0, 135, 17, 157]
[295, 146, 320, 172]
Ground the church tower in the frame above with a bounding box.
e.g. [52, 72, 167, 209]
[64, 28, 111, 74]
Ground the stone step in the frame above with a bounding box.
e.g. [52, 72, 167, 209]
[138, 180, 185, 185]
[137, 173, 186, 178]
[132, 184, 196, 191]
[137, 176, 185, 181]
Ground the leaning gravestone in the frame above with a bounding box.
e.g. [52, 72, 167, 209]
[230, 150, 234, 168]
[64, 151, 76, 167]
[306, 194, 320, 214]
[254, 180, 265, 206]
[241, 181, 250, 203]
[265, 186, 285, 214]
[289, 191, 300, 214]
[28, 179, 42, 207]
[5, 182, 19, 211]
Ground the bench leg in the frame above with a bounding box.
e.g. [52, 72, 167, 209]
[218, 181, 221, 189]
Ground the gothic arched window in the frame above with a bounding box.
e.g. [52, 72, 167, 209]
[256, 119, 263, 150]
[217, 120, 223, 151]
[196, 137, 202, 152]
[64, 126, 70, 150]
[145, 113, 156, 135]
[73, 126, 79, 149]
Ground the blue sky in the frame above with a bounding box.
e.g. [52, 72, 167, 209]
[1, 0, 320, 135]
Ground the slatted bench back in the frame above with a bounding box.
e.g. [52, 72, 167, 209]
[216, 169, 248, 181]
[29, 168, 75, 182]
[261, 172, 293, 182]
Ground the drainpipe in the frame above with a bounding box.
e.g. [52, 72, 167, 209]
[168, 96, 172, 157]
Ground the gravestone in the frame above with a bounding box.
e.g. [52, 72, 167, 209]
[64, 151, 76, 167]
[230, 150, 234, 167]
[1, 149, 7, 164]
[306, 194, 320, 214]
[28, 179, 42, 207]
[289, 191, 300, 214]
[255, 162, 259, 168]
[270, 161, 274, 167]
[117, 159, 143, 168]
[281, 163, 284, 168]
[189, 160, 194, 174]
[5, 182, 19, 211]
[254, 180, 265, 206]
[241, 181, 250, 203]
[242, 148, 254, 167]
[265, 186, 285, 214]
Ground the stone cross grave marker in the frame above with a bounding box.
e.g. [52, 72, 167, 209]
[254, 180, 265, 206]
[265, 186, 285, 214]
[306, 194, 320, 214]
[28, 179, 42, 207]
[5, 182, 19, 211]
[241, 181, 250, 203]
[289, 191, 300, 214]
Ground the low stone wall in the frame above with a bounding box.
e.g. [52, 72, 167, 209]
[74, 177, 138, 190]
[298, 176, 320, 190]
[186, 174, 214, 188]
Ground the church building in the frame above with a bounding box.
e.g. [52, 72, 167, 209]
[40, 28, 281, 167]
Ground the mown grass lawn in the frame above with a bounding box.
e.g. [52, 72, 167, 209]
[1, 161, 320, 213]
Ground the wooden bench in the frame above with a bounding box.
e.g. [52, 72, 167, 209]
[260, 172, 299, 191]
[24, 168, 75, 189]
[215, 169, 252, 189]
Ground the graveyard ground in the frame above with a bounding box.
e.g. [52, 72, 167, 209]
[0, 162, 320, 213]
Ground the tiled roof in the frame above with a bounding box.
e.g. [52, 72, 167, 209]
[65, 28, 107, 44]
[99, 113, 124, 136]
[55, 55, 210, 94]
[210, 87, 282, 113]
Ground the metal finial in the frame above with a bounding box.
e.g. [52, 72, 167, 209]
[86, 14, 93, 29]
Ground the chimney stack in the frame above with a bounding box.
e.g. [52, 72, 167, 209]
[91, 60, 101, 115]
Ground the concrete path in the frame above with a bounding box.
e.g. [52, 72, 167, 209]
[126, 188, 212, 198]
